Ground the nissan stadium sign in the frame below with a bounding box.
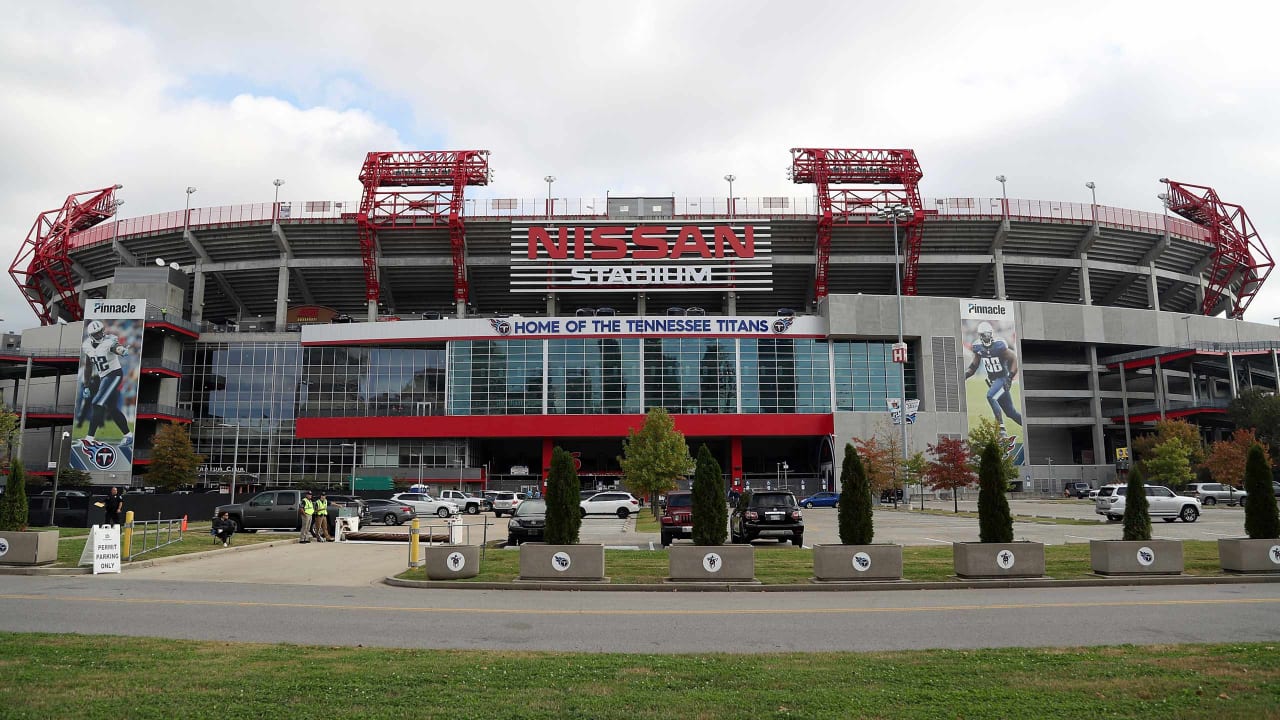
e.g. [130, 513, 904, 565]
[510, 220, 772, 293]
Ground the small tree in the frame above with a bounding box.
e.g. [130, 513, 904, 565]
[1243, 444, 1279, 540]
[544, 446, 581, 545]
[618, 408, 692, 518]
[1121, 465, 1152, 541]
[837, 443, 873, 545]
[1205, 429, 1270, 499]
[1228, 387, 1280, 455]
[0, 459, 29, 531]
[58, 468, 93, 488]
[147, 423, 204, 492]
[976, 442, 1013, 543]
[851, 434, 896, 498]
[925, 436, 976, 514]
[1145, 436, 1195, 489]
[691, 444, 727, 546]
[1133, 419, 1205, 474]
[0, 405, 19, 462]
[967, 417, 1017, 483]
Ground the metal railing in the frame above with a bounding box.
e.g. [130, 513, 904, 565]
[137, 403, 193, 420]
[125, 517, 186, 560]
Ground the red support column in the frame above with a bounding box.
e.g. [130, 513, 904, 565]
[541, 437, 554, 485]
[730, 436, 744, 491]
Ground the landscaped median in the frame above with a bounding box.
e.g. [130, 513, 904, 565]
[0, 523, 295, 570]
[394, 540, 1248, 585]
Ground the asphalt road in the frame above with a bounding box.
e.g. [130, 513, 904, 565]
[3, 574, 1278, 653]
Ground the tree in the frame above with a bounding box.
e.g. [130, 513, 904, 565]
[1205, 429, 1270, 495]
[691, 444, 726, 546]
[58, 468, 93, 488]
[967, 417, 1017, 483]
[618, 408, 691, 518]
[976, 442, 1013, 543]
[1121, 465, 1152, 541]
[1243, 444, 1279, 540]
[544, 446, 581, 545]
[1228, 387, 1280, 454]
[925, 436, 976, 514]
[0, 459, 29, 531]
[0, 405, 19, 462]
[1132, 419, 1205, 474]
[1144, 436, 1195, 490]
[837, 443, 873, 544]
[852, 434, 897, 496]
[147, 423, 204, 492]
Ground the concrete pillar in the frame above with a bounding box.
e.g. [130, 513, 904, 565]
[1079, 252, 1092, 305]
[637, 293, 647, 316]
[455, 298, 466, 318]
[276, 265, 289, 329]
[1188, 361, 1197, 404]
[16, 357, 31, 458]
[1272, 349, 1279, 392]
[1118, 362, 1132, 456]
[367, 299, 378, 322]
[1147, 262, 1160, 312]
[994, 250, 1007, 300]
[1195, 278, 1206, 312]
[1154, 357, 1166, 420]
[1228, 352, 1238, 398]
[726, 291, 737, 315]
[190, 270, 206, 324]
[1087, 345, 1105, 466]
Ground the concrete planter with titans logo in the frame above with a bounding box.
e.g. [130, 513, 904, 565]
[667, 544, 755, 582]
[422, 544, 480, 580]
[952, 541, 1045, 579]
[812, 544, 903, 581]
[1090, 539, 1183, 575]
[0, 530, 59, 566]
[517, 543, 605, 581]
[1218, 538, 1280, 574]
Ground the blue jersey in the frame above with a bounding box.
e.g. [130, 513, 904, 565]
[972, 339, 1012, 380]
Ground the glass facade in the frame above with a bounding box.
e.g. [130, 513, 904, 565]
[642, 338, 736, 413]
[832, 342, 917, 411]
[740, 339, 831, 413]
[550, 338, 642, 414]
[446, 340, 543, 415]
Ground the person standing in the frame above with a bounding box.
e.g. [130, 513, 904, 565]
[102, 486, 124, 526]
[314, 492, 332, 542]
[299, 490, 315, 543]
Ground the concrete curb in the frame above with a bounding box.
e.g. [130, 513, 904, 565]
[0, 536, 300, 576]
[383, 573, 1280, 592]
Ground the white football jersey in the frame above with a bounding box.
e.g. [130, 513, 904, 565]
[82, 335, 123, 376]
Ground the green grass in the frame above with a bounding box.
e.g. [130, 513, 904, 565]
[22, 526, 92, 538]
[0, 633, 1276, 719]
[53, 526, 290, 566]
[903, 507, 1101, 525]
[398, 540, 1230, 584]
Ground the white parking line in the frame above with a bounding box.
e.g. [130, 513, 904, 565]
[1064, 535, 1095, 542]
[921, 536, 953, 544]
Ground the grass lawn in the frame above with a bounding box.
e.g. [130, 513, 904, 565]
[53, 525, 291, 567]
[0, 633, 1276, 719]
[399, 540, 1229, 584]
[903, 507, 1100, 525]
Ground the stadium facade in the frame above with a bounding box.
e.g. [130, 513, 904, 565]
[4, 148, 1278, 495]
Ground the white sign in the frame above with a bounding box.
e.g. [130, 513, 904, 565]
[445, 551, 467, 572]
[852, 551, 872, 572]
[511, 220, 773, 293]
[0, 536, 8, 558]
[886, 398, 919, 425]
[551, 551, 572, 572]
[701, 552, 724, 573]
[995, 549, 1016, 570]
[891, 342, 908, 363]
[84, 299, 147, 320]
[1136, 546, 1155, 566]
[78, 525, 122, 574]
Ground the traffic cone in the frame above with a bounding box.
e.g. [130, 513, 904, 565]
[181, 514, 188, 532]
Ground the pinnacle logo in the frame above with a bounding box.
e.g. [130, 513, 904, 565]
[966, 302, 1007, 315]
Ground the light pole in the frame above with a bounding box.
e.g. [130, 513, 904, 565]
[272, 179, 285, 223]
[218, 423, 241, 504]
[184, 186, 197, 233]
[543, 175, 555, 218]
[341, 442, 357, 493]
[1085, 181, 1097, 223]
[49, 431, 69, 526]
[878, 204, 913, 498]
[995, 175, 1008, 220]
[724, 174, 736, 216]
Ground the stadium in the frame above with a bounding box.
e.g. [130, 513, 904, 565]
[4, 147, 1279, 496]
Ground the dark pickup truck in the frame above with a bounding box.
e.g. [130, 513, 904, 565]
[214, 489, 306, 532]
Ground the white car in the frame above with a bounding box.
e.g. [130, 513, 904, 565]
[389, 492, 460, 518]
[580, 491, 641, 518]
[490, 491, 524, 518]
[1095, 484, 1200, 523]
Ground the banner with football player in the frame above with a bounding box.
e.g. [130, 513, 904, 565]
[70, 299, 146, 472]
[960, 299, 1026, 465]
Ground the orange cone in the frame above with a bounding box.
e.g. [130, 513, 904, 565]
[181, 514, 188, 532]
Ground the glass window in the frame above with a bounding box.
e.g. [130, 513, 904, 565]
[831, 341, 917, 411]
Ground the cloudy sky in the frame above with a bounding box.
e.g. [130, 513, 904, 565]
[2, 1, 1279, 328]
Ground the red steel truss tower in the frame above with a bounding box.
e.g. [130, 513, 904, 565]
[789, 148, 925, 298]
[9, 184, 122, 325]
[1162, 180, 1272, 318]
[356, 150, 490, 305]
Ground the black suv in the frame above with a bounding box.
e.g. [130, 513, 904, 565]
[730, 490, 804, 546]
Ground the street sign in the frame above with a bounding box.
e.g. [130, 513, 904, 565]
[891, 342, 908, 364]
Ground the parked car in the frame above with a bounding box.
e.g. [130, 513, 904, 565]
[1094, 484, 1200, 523]
[490, 491, 523, 518]
[1062, 482, 1092, 499]
[388, 492, 459, 518]
[326, 494, 370, 522]
[1184, 482, 1247, 506]
[507, 498, 547, 545]
[580, 491, 640, 518]
[438, 489, 490, 514]
[797, 491, 839, 508]
[1088, 488, 1100, 499]
[730, 490, 804, 545]
[659, 491, 693, 546]
[364, 498, 416, 526]
[215, 490, 307, 532]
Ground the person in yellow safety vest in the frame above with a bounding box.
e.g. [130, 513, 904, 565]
[315, 492, 333, 542]
[300, 490, 315, 544]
